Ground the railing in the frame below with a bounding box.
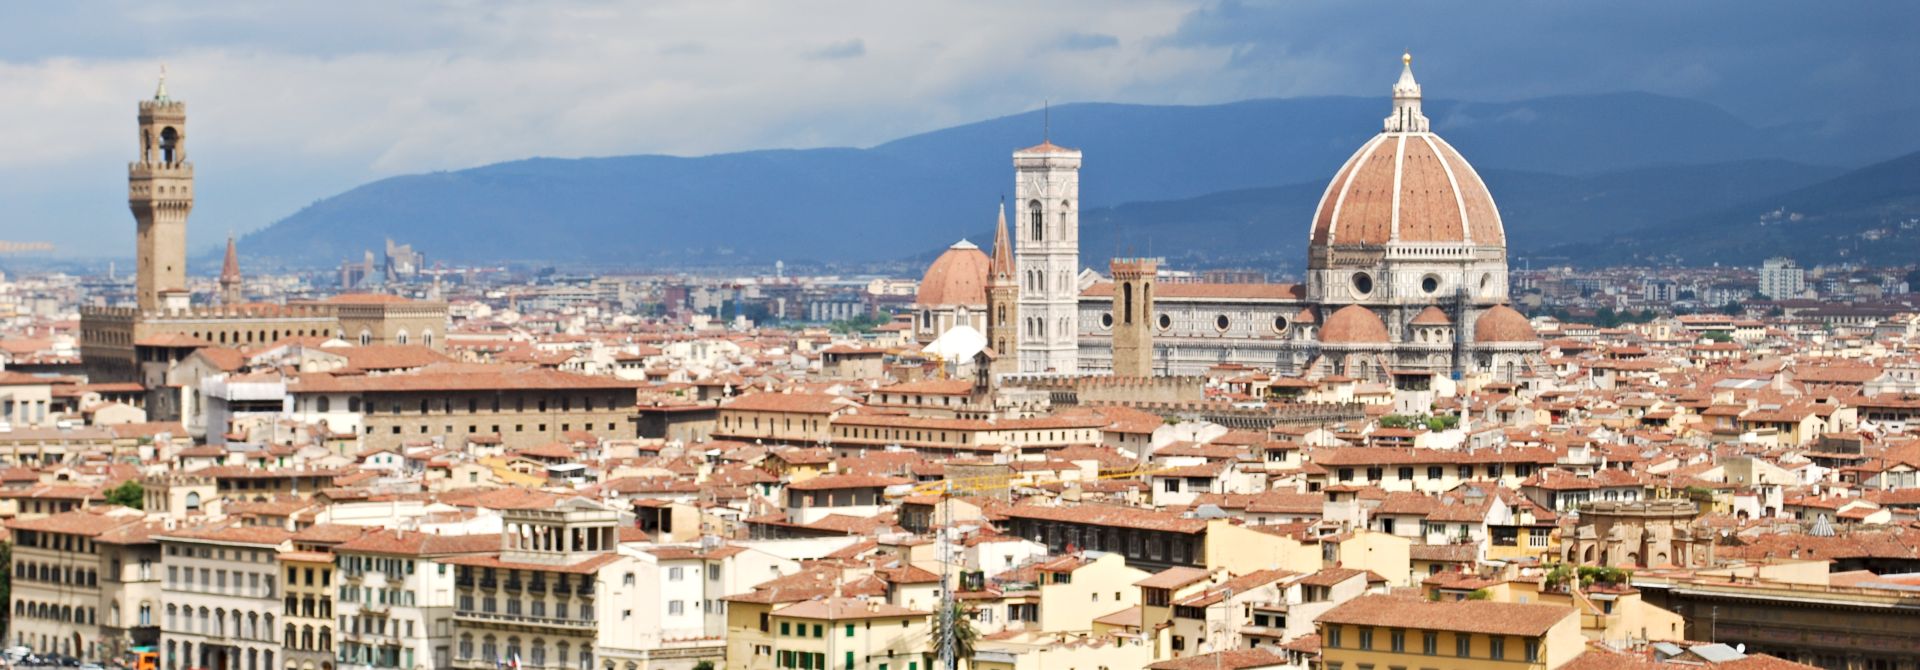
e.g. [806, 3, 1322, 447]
[452, 610, 596, 631]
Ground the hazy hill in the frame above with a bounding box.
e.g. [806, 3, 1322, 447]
[1556, 149, 1920, 266]
[237, 92, 1912, 266]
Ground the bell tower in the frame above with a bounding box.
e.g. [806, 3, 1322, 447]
[985, 201, 1020, 378]
[1013, 138, 1082, 374]
[130, 68, 193, 312]
[1109, 258, 1157, 377]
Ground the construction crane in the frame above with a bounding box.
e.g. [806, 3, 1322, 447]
[888, 463, 1182, 670]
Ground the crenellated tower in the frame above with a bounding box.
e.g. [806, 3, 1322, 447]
[130, 69, 193, 312]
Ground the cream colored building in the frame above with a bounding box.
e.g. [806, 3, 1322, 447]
[1317, 595, 1586, 670]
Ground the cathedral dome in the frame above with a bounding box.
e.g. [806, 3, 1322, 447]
[1474, 304, 1537, 342]
[1309, 55, 1504, 249]
[916, 240, 990, 306]
[1321, 305, 1391, 344]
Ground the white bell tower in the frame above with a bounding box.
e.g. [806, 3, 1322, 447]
[1013, 139, 1082, 374]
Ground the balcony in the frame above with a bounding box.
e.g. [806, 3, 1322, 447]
[503, 579, 523, 592]
[528, 579, 547, 594]
[452, 609, 596, 632]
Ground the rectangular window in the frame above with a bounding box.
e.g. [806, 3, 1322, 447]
[1390, 629, 1405, 653]
[1327, 625, 1342, 649]
[1526, 639, 1540, 663]
[1422, 631, 1438, 655]
[1490, 636, 1506, 660]
[780, 622, 790, 636]
[1456, 634, 1472, 658]
[846, 624, 855, 637]
[1359, 627, 1374, 650]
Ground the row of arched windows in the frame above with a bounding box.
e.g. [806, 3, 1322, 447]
[282, 623, 333, 652]
[458, 635, 590, 669]
[14, 600, 95, 624]
[14, 561, 97, 586]
[164, 603, 274, 641]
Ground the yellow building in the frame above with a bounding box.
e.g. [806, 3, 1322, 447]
[1317, 595, 1585, 670]
[1034, 553, 1146, 634]
[752, 597, 931, 670]
[1204, 522, 1412, 587]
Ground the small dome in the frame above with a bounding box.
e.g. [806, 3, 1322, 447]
[1293, 306, 1319, 324]
[916, 240, 990, 306]
[1410, 305, 1451, 326]
[1474, 304, 1537, 342]
[1321, 305, 1390, 344]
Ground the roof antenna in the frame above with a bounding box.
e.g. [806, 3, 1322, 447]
[1044, 100, 1051, 143]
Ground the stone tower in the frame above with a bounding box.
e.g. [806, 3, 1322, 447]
[1109, 258, 1158, 377]
[1013, 139, 1082, 374]
[986, 201, 1020, 378]
[218, 234, 242, 305]
[130, 71, 192, 312]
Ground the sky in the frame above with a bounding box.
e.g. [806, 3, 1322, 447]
[0, 0, 1914, 257]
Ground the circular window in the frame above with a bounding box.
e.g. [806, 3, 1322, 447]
[1100, 312, 1114, 329]
[1422, 275, 1440, 294]
[1273, 316, 1290, 334]
[1480, 273, 1494, 292]
[1157, 314, 1172, 330]
[1351, 272, 1374, 296]
[1215, 315, 1231, 331]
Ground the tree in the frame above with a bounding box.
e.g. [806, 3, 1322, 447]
[1718, 301, 1744, 316]
[693, 662, 715, 670]
[930, 600, 978, 669]
[105, 480, 144, 510]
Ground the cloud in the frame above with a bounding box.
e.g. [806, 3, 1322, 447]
[0, 0, 1911, 255]
[1057, 32, 1120, 51]
[806, 39, 866, 60]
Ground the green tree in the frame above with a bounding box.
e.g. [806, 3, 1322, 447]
[693, 662, 715, 670]
[1718, 301, 1744, 316]
[105, 480, 144, 510]
[1701, 331, 1733, 343]
[930, 600, 978, 669]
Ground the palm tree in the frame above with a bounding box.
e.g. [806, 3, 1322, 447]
[930, 600, 978, 670]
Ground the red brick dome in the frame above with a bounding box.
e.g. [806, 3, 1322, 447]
[916, 240, 990, 306]
[1321, 305, 1390, 344]
[1474, 304, 1537, 342]
[1310, 56, 1504, 249]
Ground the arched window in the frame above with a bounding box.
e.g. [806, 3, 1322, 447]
[1122, 282, 1134, 324]
[358, 330, 372, 346]
[159, 127, 180, 164]
[423, 331, 434, 348]
[1028, 200, 1043, 240]
[184, 492, 201, 511]
[316, 396, 330, 413]
[139, 603, 152, 627]
[396, 329, 410, 345]
[459, 635, 474, 660]
[531, 640, 547, 667]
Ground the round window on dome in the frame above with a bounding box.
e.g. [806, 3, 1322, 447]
[1351, 272, 1374, 297]
[1273, 316, 1290, 334]
[1480, 273, 1494, 293]
[1157, 314, 1172, 331]
[1422, 275, 1440, 294]
[1215, 315, 1231, 332]
[1100, 312, 1114, 329]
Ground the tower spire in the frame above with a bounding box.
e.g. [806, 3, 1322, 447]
[155, 63, 169, 101]
[219, 233, 242, 305]
[989, 199, 1014, 281]
[1384, 51, 1428, 133]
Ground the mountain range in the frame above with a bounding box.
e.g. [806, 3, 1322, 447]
[236, 92, 1920, 269]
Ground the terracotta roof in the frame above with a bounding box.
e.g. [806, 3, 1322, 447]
[1015, 140, 1078, 155]
[1003, 503, 1207, 534]
[1410, 305, 1451, 326]
[722, 392, 850, 414]
[322, 293, 415, 304]
[774, 596, 928, 621]
[1134, 566, 1211, 589]
[1321, 305, 1390, 344]
[1317, 594, 1571, 636]
[1147, 649, 1289, 670]
[439, 552, 623, 575]
[334, 530, 501, 556]
[917, 241, 990, 306]
[1311, 130, 1503, 247]
[1476, 304, 1538, 342]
